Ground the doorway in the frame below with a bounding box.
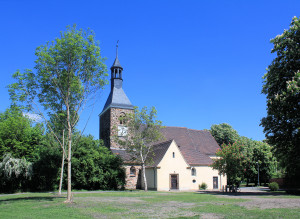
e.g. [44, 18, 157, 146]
[170, 174, 179, 190]
[213, 176, 218, 189]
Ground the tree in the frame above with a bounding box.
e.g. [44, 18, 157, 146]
[115, 106, 164, 191]
[8, 25, 108, 202]
[261, 16, 300, 183]
[0, 107, 44, 162]
[240, 137, 276, 186]
[212, 136, 277, 186]
[211, 141, 246, 186]
[210, 123, 239, 147]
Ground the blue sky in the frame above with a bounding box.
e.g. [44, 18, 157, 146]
[0, 0, 299, 141]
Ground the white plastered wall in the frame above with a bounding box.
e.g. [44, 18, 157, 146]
[155, 140, 227, 191]
[156, 140, 191, 191]
[145, 168, 156, 189]
[189, 166, 227, 190]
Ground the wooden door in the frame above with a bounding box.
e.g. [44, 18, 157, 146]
[170, 174, 179, 190]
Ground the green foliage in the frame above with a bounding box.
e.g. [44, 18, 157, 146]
[30, 134, 61, 191]
[212, 137, 277, 186]
[261, 16, 300, 182]
[0, 108, 44, 162]
[240, 137, 277, 185]
[0, 154, 33, 193]
[30, 134, 125, 191]
[210, 123, 239, 147]
[210, 122, 277, 186]
[199, 182, 208, 190]
[269, 182, 279, 191]
[71, 135, 125, 190]
[211, 141, 245, 186]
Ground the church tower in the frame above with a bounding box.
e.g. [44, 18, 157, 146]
[99, 43, 134, 149]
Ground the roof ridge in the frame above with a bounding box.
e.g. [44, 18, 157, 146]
[153, 139, 173, 147]
[186, 128, 209, 132]
[164, 126, 210, 132]
[164, 126, 188, 129]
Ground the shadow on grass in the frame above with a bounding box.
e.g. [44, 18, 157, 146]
[196, 191, 300, 197]
[0, 196, 65, 204]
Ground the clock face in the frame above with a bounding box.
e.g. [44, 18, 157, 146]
[118, 125, 128, 137]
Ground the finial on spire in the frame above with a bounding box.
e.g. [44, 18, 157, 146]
[116, 40, 119, 58]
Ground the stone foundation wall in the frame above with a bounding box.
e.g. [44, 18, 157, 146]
[124, 165, 141, 190]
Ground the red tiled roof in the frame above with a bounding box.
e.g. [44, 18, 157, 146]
[150, 139, 173, 166]
[160, 126, 220, 165]
[111, 126, 220, 166]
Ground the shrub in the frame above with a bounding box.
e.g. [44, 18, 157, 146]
[269, 182, 279, 191]
[199, 182, 208, 190]
[0, 154, 33, 193]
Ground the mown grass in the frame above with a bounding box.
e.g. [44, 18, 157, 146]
[0, 191, 299, 218]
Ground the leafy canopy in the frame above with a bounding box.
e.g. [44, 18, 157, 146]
[210, 124, 277, 186]
[210, 123, 239, 147]
[0, 107, 44, 162]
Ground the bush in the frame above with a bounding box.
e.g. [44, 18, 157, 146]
[71, 135, 125, 190]
[269, 182, 279, 191]
[0, 154, 33, 193]
[199, 182, 208, 190]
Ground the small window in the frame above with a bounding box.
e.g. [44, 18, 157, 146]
[191, 168, 196, 176]
[172, 152, 175, 158]
[130, 166, 136, 176]
[192, 179, 196, 183]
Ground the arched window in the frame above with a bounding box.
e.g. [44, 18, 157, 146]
[191, 168, 196, 176]
[118, 113, 128, 137]
[119, 113, 126, 125]
[130, 166, 136, 176]
[172, 152, 175, 158]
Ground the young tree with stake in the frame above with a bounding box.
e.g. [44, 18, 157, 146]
[8, 25, 107, 202]
[115, 106, 164, 191]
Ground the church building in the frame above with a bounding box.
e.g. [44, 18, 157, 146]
[99, 47, 226, 191]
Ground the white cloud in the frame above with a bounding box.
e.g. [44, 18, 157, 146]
[23, 112, 42, 122]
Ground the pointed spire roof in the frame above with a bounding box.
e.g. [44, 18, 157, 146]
[100, 41, 134, 115]
[111, 40, 123, 69]
[102, 86, 133, 111]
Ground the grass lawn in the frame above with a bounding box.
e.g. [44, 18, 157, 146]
[1, 191, 300, 218]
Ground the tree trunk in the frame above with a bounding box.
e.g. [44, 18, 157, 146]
[58, 130, 65, 195]
[142, 163, 147, 191]
[58, 152, 65, 195]
[66, 129, 72, 202]
[66, 103, 72, 203]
